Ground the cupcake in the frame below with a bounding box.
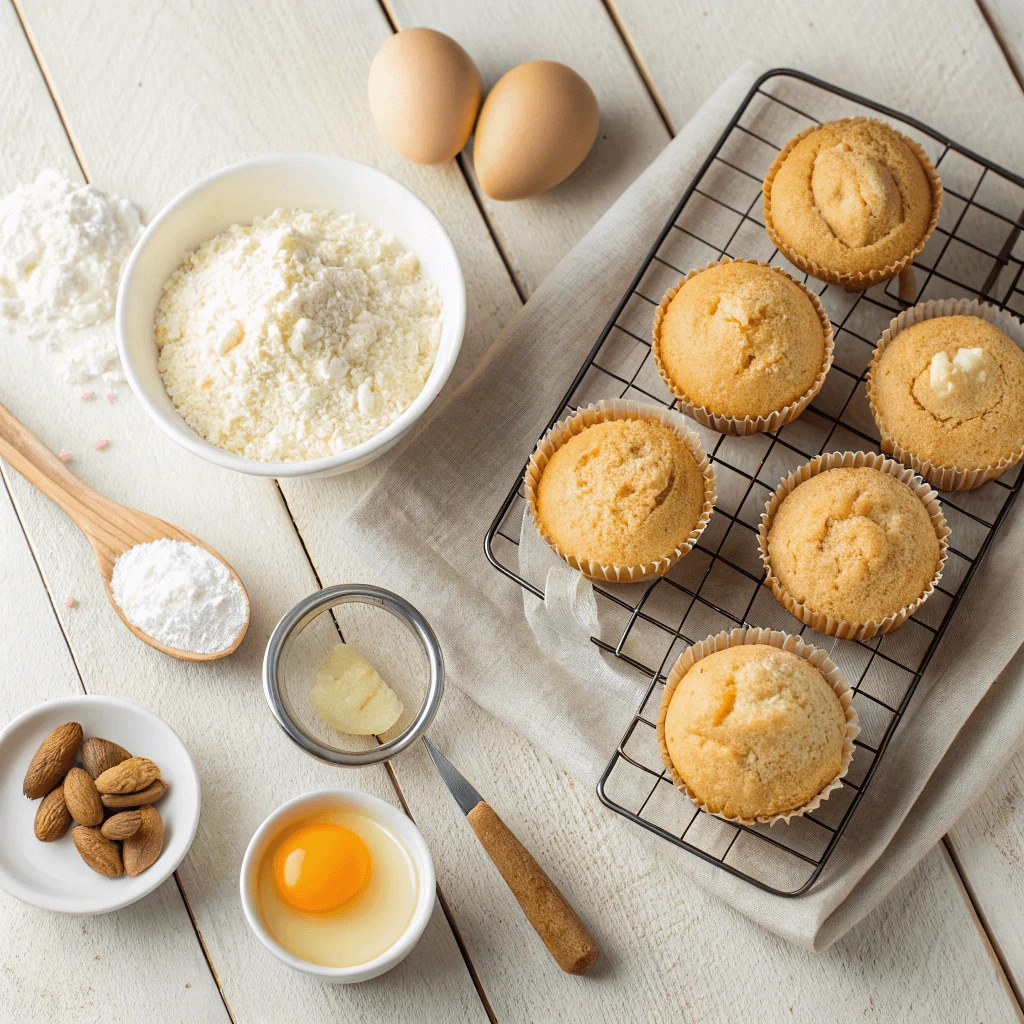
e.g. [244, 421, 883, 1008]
[524, 401, 716, 582]
[868, 299, 1024, 491]
[763, 117, 941, 288]
[758, 453, 948, 640]
[656, 628, 857, 824]
[652, 259, 833, 435]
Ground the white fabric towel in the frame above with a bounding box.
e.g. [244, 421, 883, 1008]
[345, 64, 1024, 950]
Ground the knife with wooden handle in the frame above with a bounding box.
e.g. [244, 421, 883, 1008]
[423, 737, 599, 975]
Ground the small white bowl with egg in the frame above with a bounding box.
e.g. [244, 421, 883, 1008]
[239, 788, 435, 983]
[116, 154, 465, 478]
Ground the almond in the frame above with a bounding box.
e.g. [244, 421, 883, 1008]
[101, 809, 142, 840]
[72, 826, 123, 877]
[94, 757, 160, 795]
[81, 737, 131, 780]
[100, 778, 167, 809]
[63, 767, 104, 826]
[123, 805, 163, 877]
[34, 786, 71, 842]
[23, 721, 83, 798]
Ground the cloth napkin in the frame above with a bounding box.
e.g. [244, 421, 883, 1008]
[346, 64, 1024, 950]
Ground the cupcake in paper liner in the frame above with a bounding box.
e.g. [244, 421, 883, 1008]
[523, 400, 716, 583]
[651, 257, 834, 436]
[656, 626, 859, 826]
[762, 117, 942, 290]
[757, 452, 949, 641]
[867, 298, 1024, 491]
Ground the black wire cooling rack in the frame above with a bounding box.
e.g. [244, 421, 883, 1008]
[483, 69, 1024, 896]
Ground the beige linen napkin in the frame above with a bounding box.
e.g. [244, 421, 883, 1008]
[345, 64, 1024, 950]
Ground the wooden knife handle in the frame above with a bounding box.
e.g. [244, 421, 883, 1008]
[466, 800, 599, 975]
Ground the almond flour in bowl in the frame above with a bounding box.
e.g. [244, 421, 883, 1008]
[154, 209, 443, 463]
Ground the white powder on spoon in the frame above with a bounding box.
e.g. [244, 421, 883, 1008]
[111, 539, 248, 655]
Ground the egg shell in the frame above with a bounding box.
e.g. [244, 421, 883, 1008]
[473, 60, 599, 201]
[368, 28, 482, 165]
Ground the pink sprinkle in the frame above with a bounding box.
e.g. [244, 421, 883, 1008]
[105, 392, 116, 403]
[80, 391, 93, 401]
[63, 596, 76, 608]
[57, 449, 72, 462]
[93, 439, 108, 450]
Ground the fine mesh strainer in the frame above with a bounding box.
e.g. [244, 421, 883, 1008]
[262, 584, 444, 767]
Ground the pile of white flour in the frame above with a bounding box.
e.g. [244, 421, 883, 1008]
[155, 208, 443, 462]
[111, 539, 248, 655]
[0, 169, 142, 384]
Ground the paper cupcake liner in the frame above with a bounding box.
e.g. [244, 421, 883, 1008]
[762, 117, 943, 290]
[655, 626, 860, 826]
[757, 452, 950, 640]
[650, 257, 835, 436]
[866, 298, 1024, 491]
[523, 400, 717, 583]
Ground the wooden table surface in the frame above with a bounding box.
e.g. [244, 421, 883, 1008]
[3, 1, 1024, 1021]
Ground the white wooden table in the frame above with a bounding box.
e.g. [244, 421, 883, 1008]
[3, 1, 1024, 1020]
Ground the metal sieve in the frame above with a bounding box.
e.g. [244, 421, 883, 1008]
[263, 584, 444, 767]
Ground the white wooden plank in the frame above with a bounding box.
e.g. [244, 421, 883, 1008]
[610, 0, 1024, 169]
[979, 0, 1024, 87]
[0, 6, 231, 1022]
[384, 0, 670, 296]
[2, 1, 491, 1020]
[10, 1, 1024, 1022]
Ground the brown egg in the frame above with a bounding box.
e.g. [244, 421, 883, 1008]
[368, 28, 482, 165]
[473, 61, 599, 201]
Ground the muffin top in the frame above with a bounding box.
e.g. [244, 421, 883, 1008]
[767, 118, 934, 277]
[661, 644, 846, 820]
[656, 261, 826, 418]
[766, 466, 940, 624]
[536, 417, 705, 568]
[870, 315, 1024, 469]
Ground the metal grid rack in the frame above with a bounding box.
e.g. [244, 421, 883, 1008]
[484, 69, 1024, 895]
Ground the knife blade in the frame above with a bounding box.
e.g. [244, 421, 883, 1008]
[423, 735, 483, 816]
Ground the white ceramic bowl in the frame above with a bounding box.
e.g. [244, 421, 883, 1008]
[240, 789, 435, 984]
[116, 154, 466, 478]
[0, 694, 201, 914]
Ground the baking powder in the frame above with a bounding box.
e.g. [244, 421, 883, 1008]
[111, 539, 248, 654]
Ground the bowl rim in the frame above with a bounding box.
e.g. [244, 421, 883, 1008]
[238, 788, 436, 982]
[115, 152, 466, 478]
[263, 584, 445, 768]
[0, 693, 201, 914]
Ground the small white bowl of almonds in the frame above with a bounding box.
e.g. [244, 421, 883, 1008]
[0, 694, 200, 914]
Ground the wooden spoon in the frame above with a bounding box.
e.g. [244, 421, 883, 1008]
[0, 401, 249, 661]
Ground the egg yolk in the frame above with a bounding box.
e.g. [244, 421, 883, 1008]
[272, 823, 372, 913]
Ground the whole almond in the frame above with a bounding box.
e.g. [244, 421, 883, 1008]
[72, 826, 123, 877]
[23, 722, 83, 798]
[101, 809, 142, 840]
[81, 737, 131, 780]
[100, 778, 167, 809]
[34, 786, 71, 841]
[94, 757, 160, 795]
[63, 767, 104, 827]
[123, 805, 163, 877]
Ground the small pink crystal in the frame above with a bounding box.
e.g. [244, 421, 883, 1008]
[79, 391, 93, 401]
[93, 439, 108, 450]
[57, 449, 72, 462]
[105, 393, 115, 403]
[63, 596, 76, 608]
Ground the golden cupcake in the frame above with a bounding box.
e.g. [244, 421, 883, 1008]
[763, 117, 941, 286]
[659, 643, 849, 821]
[869, 312, 1024, 488]
[527, 403, 714, 581]
[652, 259, 832, 432]
[762, 461, 944, 634]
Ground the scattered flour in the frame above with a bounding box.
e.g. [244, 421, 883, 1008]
[154, 208, 443, 463]
[111, 539, 248, 655]
[0, 169, 142, 385]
